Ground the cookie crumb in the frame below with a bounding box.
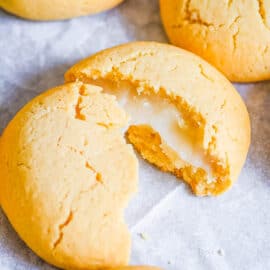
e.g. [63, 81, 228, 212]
[217, 248, 225, 256]
[138, 232, 148, 240]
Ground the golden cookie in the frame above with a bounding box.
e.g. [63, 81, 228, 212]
[160, 0, 270, 82]
[0, 0, 123, 20]
[104, 267, 162, 270]
[65, 41, 250, 196]
[0, 82, 138, 269]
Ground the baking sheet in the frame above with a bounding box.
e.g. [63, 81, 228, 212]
[0, 1, 269, 269]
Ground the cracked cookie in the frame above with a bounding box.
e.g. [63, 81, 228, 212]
[0, 82, 138, 269]
[0, 0, 124, 20]
[65, 41, 250, 196]
[160, 0, 270, 82]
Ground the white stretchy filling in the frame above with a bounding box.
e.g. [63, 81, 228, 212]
[98, 81, 212, 177]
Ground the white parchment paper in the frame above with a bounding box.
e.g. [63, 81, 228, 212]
[0, 1, 269, 269]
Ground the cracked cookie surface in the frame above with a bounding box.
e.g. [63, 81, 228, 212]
[0, 82, 138, 269]
[65, 41, 250, 196]
[160, 0, 270, 82]
[0, 0, 123, 20]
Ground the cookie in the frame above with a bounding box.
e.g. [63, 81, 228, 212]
[105, 267, 162, 270]
[160, 0, 270, 82]
[0, 82, 138, 269]
[0, 0, 123, 20]
[65, 41, 250, 196]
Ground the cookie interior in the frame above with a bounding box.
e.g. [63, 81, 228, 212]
[69, 77, 230, 196]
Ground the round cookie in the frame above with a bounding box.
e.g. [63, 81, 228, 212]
[65, 41, 251, 196]
[0, 82, 138, 269]
[0, 0, 123, 20]
[160, 0, 270, 82]
[106, 267, 162, 270]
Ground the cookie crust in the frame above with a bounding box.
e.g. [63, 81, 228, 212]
[0, 0, 123, 20]
[160, 0, 270, 82]
[0, 82, 138, 269]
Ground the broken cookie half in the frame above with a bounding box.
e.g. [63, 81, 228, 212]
[0, 82, 138, 269]
[65, 41, 251, 196]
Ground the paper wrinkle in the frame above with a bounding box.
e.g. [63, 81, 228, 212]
[0, 1, 270, 270]
[130, 186, 180, 232]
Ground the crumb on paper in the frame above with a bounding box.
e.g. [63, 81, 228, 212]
[138, 232, 148, 240]
[217, 248, 225, 256]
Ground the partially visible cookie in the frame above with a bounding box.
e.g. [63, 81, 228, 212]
[65, 41, 251, 196]
[104, 267, 162, 270]
[0, 82, 138, 269]
[0, 0, 123, 20]
[160, 0, 270, 82]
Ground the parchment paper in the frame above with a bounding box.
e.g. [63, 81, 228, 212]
[0, 1, 269, 269]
